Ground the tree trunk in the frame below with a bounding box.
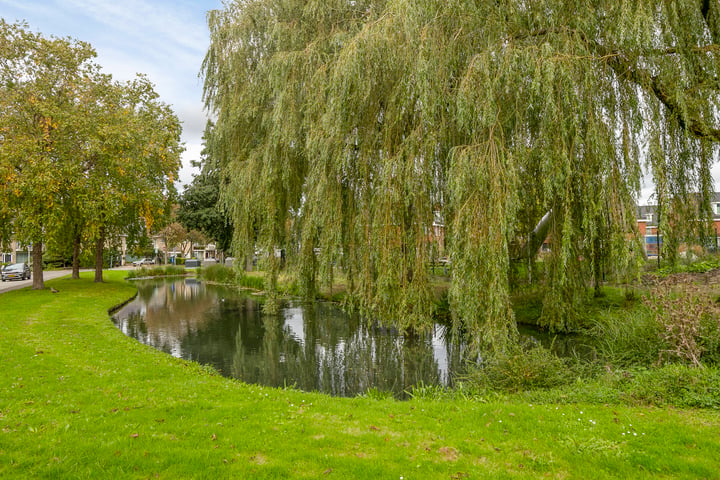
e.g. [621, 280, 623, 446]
[31, 242, 44, 290]
[94, 225, 105, 283]
[524, 210, 554, 260]
[72, 233, 81, 279]
[593, 236, 603, 297]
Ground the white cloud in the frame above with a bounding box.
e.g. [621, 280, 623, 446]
[1, 0, 222, 192]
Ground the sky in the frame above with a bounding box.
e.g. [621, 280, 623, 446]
[1, 1, 716, 204]
[1, 0, 224, 190]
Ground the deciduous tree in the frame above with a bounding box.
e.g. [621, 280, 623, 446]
[0, 20, 97, 289]
[178, 121, 233, 253]
[1, 21, 182, 285]
[203, 1, 720, 350]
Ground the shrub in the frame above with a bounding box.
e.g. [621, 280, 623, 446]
[238, 273, 265, 290]
[199, 264, 236, 283]
[126, 265, 186, 279]
[464, 341, 574, 393]
[584, 306, 663, 367]
[644, 283, 720, 367]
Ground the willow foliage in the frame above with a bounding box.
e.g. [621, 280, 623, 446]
[203, 0, 720, 350]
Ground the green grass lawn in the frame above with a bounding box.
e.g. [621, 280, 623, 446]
[1, 271, 719, 479]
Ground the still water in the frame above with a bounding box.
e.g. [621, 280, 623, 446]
[111, 278, 590, 398]
[111, 278, 465, 398]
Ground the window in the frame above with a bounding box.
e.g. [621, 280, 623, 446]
[645, 234, 662, 256]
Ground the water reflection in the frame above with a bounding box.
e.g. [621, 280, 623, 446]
[112, 279, 464, 398]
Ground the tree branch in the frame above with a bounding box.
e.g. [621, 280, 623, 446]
[510, 26, 720, 142]
[603, 50, 720, 142]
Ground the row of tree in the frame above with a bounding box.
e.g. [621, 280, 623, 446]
[0, 20, 183, 288]
[202, 1, 720, 351]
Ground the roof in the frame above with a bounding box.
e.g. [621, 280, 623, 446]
[637, 192, 720, 222]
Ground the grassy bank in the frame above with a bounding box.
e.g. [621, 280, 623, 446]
[1, 271, 719, 478]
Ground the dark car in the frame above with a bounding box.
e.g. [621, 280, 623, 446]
[1, 262, 31, 281]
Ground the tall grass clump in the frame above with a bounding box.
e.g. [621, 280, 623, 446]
[584, 305, 663, 367]
[519, 364, 720, 408]
[463, 341, 575, 393]
[237, 273, 266, 290]
[584, 282, 720, 368]
[125, 265, 187, 279]
[198, 264, 237, 283]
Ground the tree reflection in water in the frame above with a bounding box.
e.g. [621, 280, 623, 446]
[112, 279, 463, 398]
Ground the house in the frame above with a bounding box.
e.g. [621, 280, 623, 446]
[148, 234, 218, 264]
[637, 193, 720, 257]
[637, 205, 662, 256]
[1, 240, 30, 264]
[2, 235, 130, 267]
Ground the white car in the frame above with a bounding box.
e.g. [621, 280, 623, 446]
[132, 258, 155, 267]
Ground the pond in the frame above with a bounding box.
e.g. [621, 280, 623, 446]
[111, 278, 589, 398]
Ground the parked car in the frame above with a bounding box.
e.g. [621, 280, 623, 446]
[132, 258, 155, 267]
[1, 262, 31, 281]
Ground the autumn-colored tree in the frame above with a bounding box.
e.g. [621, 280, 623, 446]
[1, 21, 182, 285]
[78, 74, 182, 282]
[0, 20, 98, 288]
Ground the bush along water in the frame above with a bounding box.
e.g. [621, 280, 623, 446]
[125, 265, 187, 279]
[197, 264, 268, 291]
[458, 270, 720, 408]
[463, 340, 577, 394]
[199, 264, 237, 283]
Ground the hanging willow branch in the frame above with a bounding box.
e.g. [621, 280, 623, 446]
[203, 0, 720, 346]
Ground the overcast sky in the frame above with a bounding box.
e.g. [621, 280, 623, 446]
[1, 0, 223, 189]
[2, 1, 716, 203]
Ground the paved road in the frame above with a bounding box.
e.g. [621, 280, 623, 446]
[0, 269, 81, 294]
[0, 267, 133, 294]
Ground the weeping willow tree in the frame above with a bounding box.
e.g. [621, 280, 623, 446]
[203, 0, 720, 352]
